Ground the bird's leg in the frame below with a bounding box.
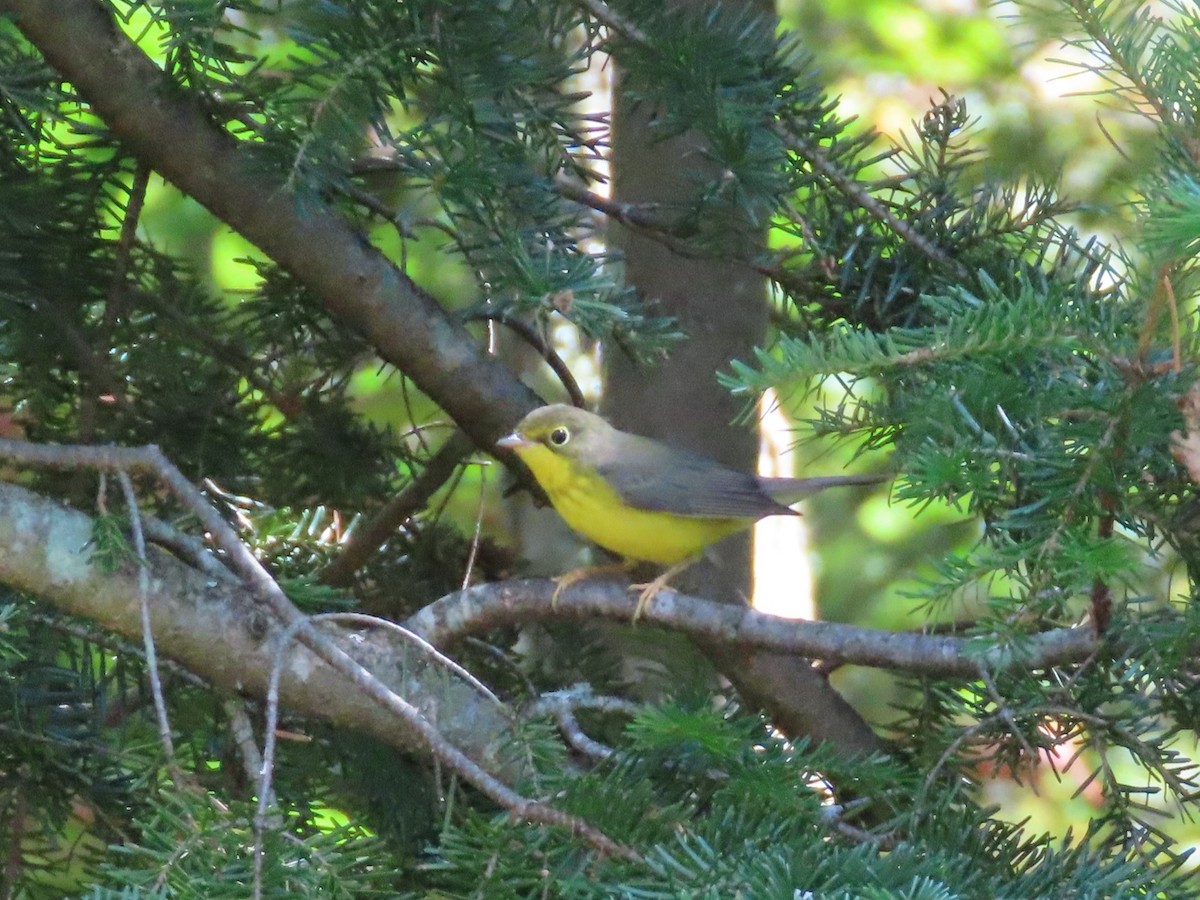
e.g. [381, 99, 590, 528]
[629, 557, 698, 623]
[551, 561, 631, 608]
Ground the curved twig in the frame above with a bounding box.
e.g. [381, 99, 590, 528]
[525, 686, 643, 763]
[462, 309, 586, 409]
[314, 612, 505, 710]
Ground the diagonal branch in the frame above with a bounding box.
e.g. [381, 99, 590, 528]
[320, 430, 477, 587]
[0, 0, 539, 450]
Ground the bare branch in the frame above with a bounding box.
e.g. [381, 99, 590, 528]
[406, 579, 1099, 678]
[0, 472, 638, 859]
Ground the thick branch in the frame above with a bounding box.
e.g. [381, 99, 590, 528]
[406, 579, 1100, 678]
[0, 0, 539, 449]
[0, 480, 519, 778]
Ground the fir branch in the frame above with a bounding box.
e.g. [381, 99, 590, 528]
[575, 0, 969, 279]
[724, 280, 1094, 397]
[775, 119, 970, 281]
[1057, 0, 1182, 130]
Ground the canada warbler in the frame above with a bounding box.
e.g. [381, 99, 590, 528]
[497, 404, 883, 618]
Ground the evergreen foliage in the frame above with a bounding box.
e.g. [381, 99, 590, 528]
[0, 0, 1198, 895]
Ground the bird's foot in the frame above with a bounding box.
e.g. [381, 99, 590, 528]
[628, 574, 672, 623]
[551, 562, 628, 609]
[627, 557, 696, 623]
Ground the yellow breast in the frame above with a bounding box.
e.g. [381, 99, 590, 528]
[513, 444, 747, 565]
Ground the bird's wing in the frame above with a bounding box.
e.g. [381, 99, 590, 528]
[592, 434, 795, 519]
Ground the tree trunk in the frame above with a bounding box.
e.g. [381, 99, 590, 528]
[604, 0, 884, 756]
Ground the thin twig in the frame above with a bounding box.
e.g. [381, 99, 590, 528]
[319, 429, 475, 586]
[525, 686, 643, 763]
[399, 376, 432, 455]
[223, 698, 271, 803]
[916, 712, 1007, 811]
[977, 666, 1040, 790]
[144, 292, 338, 423]
[254, 614, 309, 900]
[554, 174, 777, 279]
[1163, 272, 1181, 374]
[552, 175, 681, 234]
[26, 610, 209, 688]
[117, 470, 186, 796]
[462, 308, 586, 409]
[75, 162, 151, 460]
[142, 513, 239, 584]
[464, 636, 540, 698]
[103, 161, 151, 332]
[462, 461, 489, 590]
[576, 0, 651, 44]
[826, 814, 898, 849]
[1061, 0, 1177, 130]
[525, 684, 643, 720]
[312, 612, 504, 710]
[548, 705, 613, 763]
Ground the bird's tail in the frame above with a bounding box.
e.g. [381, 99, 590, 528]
[759, 473, 886, 505]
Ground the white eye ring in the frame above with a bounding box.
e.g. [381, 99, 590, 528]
[549, 426, 570, 447]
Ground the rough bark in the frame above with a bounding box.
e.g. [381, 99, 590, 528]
[0, 481, 519, 777]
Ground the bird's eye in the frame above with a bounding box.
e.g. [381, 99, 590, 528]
[549, 426, 570, 447]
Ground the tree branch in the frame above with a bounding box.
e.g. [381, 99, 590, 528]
[0, 0, 539, 450]
[406, 579, 1100, 678]
[0, 442, 633, 857]
[0, 479, 521, 775]
[320, 430, 477, 587]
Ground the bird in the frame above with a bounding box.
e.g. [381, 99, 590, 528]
[496, 404, 884, 620]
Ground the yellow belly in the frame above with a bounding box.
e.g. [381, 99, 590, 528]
[514, 445, 748, 564]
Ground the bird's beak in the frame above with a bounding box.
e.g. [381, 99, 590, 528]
[496, 431, 532, 451]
